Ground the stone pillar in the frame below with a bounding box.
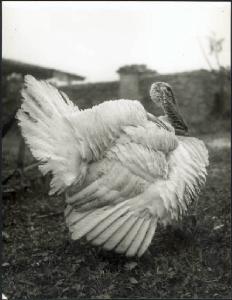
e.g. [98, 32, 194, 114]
[117, 64, 157, 100]
[117, 66, 142, 100]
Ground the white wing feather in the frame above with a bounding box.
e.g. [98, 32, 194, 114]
[64, 131, 208, 257]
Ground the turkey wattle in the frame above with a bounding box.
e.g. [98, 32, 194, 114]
[16, 75, 209, 257]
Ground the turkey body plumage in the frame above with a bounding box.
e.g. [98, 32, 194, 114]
[17, 75, 209, 257]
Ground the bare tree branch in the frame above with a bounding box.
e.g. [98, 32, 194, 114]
[197, 37, 215, 72]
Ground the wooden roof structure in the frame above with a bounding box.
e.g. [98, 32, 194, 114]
[2, 58, 85, 81]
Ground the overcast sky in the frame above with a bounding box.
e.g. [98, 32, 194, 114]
[2, 1, 231, 82]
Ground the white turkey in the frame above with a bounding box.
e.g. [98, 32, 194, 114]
[16, 75, 209, 257]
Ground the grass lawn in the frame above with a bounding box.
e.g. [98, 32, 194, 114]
[2, 126, 231, 299]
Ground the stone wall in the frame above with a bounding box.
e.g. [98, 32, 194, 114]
[61, 81, 119, 109]
[3, 67, 230, 133]
[61, 69, 230, 125]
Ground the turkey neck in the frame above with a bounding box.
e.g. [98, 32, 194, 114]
[162, 94, 189, 136]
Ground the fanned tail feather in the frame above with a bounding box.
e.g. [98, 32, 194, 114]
[16, 75, 85, 195]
